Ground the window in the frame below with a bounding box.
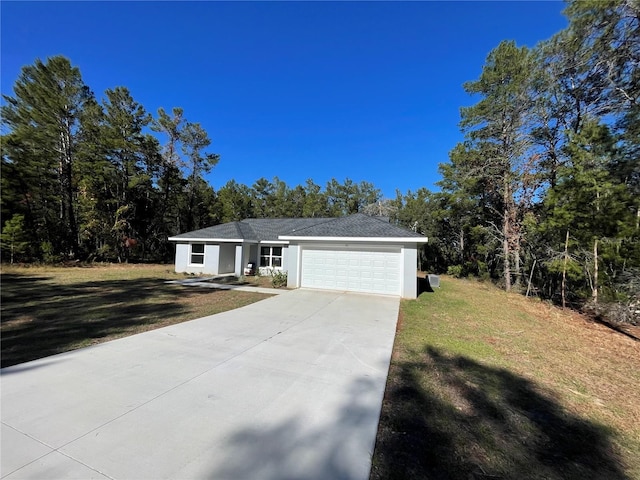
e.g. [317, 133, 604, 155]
[190, 243, 205, 265]
[260, 246, 283, 268]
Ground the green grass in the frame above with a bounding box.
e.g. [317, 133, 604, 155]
[371, 276, 640, 480]
[1, 264, 271, 368]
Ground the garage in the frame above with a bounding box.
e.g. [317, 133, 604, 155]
[301, 246, 401, 295]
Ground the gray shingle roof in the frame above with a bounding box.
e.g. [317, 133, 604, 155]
[169, 221, 258, 241]
[280, 213, 425, 238]
[243, 218, 334, 241]
[169, 213, 425, 241]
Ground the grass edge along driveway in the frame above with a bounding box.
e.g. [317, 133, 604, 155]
[1, 264, 271, 368]
[371, 276, 640, 480]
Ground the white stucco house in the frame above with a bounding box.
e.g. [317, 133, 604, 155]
[168, 213, 427, 298]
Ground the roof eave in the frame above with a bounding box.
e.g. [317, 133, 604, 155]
[278, 235, 428, 243]
[168, 237, 258, 243]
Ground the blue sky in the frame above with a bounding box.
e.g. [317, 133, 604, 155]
[1, 1, 568, 199]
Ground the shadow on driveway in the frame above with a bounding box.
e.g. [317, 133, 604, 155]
[210, 377, 382, 480]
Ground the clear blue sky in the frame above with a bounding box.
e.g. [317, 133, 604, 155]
[1, 1, 568, 199]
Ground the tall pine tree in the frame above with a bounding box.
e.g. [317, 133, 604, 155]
[2, 56, 92, 258]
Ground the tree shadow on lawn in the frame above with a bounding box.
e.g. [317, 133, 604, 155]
[1, 273, 219, 368]
[370, 346, 629, 480]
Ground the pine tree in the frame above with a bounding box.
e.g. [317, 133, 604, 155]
[1, 56, 92, 258]
[455, 41, 538, 290]
[1, 215, 29, 263]
[180, 121, 220, 231]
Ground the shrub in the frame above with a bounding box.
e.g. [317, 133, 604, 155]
[40, 241, 60, 264]
[1, 214, 29, 263]
[477, 261, 491, 281]
[447, 265, 463, 278]
[271, 270, 288, 288]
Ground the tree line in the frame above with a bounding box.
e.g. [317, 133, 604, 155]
[2, 1, 638, 322]
[0, 62, 383, 263]
[397, 0, 639, 321]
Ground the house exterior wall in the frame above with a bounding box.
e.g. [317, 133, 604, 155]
[249, 244, 258, 268]
[174, 243, 220, 275]
[175, 243, 189, 272]
[401, 245, 418, 299]
[282, 246, 289, 272]
[204, 244, 220, 274]
[218, 244, 236, 274]
[237, 244, 247, 277]
[286, 244, 300, 288]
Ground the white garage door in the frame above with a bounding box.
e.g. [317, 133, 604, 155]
[301, 246, 401, 295]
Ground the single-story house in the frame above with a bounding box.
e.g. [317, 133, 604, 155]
[168, 213, 427, 298]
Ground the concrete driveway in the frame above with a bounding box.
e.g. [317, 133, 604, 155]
[1, 289, 399, 480]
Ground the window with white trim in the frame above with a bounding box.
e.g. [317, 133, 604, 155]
[260, 246, 282, 268]
[190, 243, 205, 265]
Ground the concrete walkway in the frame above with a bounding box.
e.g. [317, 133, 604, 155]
[1, 289, 400, 480]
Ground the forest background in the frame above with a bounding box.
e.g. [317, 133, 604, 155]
[2, 1, 638, 323]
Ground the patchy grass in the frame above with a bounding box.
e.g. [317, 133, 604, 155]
[1, 264, 271, 368]
[239, 274, 291, 289]
[371, 276, 640, 480]
[203, 273, 290, 289]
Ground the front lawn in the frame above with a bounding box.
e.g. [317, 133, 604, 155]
[371, 276, 640, 480]
[1, 264, 271, 368]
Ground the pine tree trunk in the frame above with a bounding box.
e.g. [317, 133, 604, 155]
[503, 230, 511, 291]
[593, 238, 598, 304]
[514, 236, 521, 290]
[501, 158, 516, 292]
[562, 229, 570, 309]
[60, 120, 79, 258]
[526, 259, 537, 297]
[503, 191, 511, 292]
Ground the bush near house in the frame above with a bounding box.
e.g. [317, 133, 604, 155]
[271, 270, 288, 288]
